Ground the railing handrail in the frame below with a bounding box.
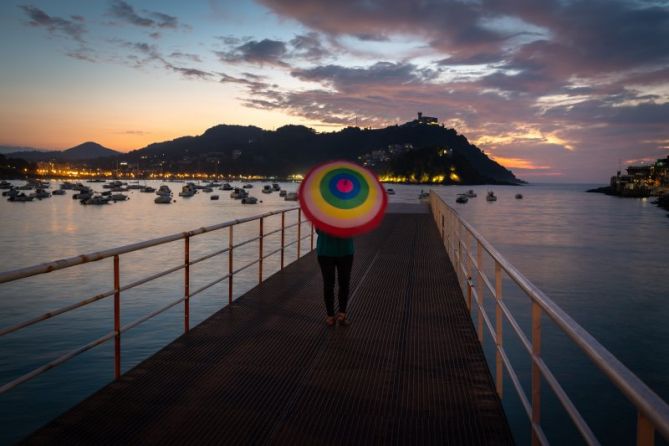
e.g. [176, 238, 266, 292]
[0, 207, 298, 284]
[429, 191, 669, 444]
[0, 206, 313, 395]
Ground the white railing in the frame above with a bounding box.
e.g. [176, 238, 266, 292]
[430, 191, 669, 446]
[0, 207, 314, 394]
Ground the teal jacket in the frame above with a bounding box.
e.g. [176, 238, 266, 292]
[316, 229, 354, 257]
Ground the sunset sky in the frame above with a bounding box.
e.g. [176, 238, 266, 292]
[0, 0, 667, 182]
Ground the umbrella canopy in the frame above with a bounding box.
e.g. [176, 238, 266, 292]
[299, 160, 388, 237]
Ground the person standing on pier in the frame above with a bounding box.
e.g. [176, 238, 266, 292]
[316, 229, 354, 326]
[298, 160, 388, 327]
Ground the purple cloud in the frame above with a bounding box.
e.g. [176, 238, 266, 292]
[19, 5, 86, 42]
[216, 39, 289, 66]
[109, 0, 181, 29]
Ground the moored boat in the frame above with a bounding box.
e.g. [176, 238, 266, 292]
[154, 195, 172, 204]
[241, 196, 258, 204]
[456, 194, 469, 203]
[486, 191, 497, 201]
[156, 185, 172, 196]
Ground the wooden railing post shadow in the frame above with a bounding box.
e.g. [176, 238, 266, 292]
[113, 255, 121, 379]
[531, 302, 542, 446]
[228, 225, 233, 305]
[184, 236, 190, 333]
[495, 260, 503, 398]
[259, 217, 264, 284]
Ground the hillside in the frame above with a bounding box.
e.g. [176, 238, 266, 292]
[113, 123, 521, 184]
[7, 142, 119, 161]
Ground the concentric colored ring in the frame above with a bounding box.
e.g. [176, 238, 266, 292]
[299, 160, 387, 237]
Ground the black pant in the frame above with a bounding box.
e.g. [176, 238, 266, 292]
[317, 255, 354, 317]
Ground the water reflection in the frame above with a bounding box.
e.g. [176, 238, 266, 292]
[0, 181, 667, 444]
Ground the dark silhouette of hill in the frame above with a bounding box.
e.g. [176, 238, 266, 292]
[116, 123, 521, 184]
[7, 142, 120, 161]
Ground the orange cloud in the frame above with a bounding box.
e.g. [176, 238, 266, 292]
[491, 156, 551, 170]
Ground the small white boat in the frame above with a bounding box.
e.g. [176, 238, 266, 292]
[279, 190, 287, 197]
[284, 192, 298, 201]
[111, 193, 129, 201]
[230, 188, 248, 199]
[220, 183, 233, 191]
[73, 190, 93, 200]
[243, 183, 253, 189]
[8, 192, 34, 202]
[31, 188, 51, 199]
[156, 185, 172, 196]
[464, 190, 477, 198]
[262, 185, 273, 194]
[272, 183, 281, 191]
[140, 186, 156, 193]
[82, 195, 111, 205]
[202, 187, 213, 193]
[154, 195, 172, 204]
[486, 191, 497, 202]
[52, 189, 66, 195]
[456, 195, 469, 204]
[242, 196, 258, 204]
[179, 185, 197, 197]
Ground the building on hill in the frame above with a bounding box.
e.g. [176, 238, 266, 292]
[404, 112, 439, 127]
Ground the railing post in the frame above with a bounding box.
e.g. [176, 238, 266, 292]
[259, 217, 264, 284]
[297, 208, 302, 260]
[184, 235, 190, 333]
[441, 214, 445, 244]
[228, 225, 233, 305]
[495, 260, 503, 397]
[476, 240, 484, 339]
[280, 211, 285, 270]
[310, 222, 314, 251]
[637, 412, 654, 446]
[531, 301, 542, 446]
[113, 255, 121, 379]
[465, 230, 472, 311]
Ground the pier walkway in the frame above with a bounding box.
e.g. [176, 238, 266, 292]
[24, 205, 513, 445]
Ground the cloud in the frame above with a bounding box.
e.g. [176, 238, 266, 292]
[114, 39, 212, 80]
[19, 5, 87, 42]
[170, 52, 202, 63]
[108, 0, 181, 29]
[289, 32, 331, 61]
[216, 39, 289, 66]
[291, 62, 439, 92]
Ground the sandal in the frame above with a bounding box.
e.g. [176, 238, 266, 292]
[336, 313, 351, 326]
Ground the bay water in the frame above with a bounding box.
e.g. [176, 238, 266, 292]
[0, 181, 667, 444]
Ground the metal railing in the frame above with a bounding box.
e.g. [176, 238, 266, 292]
[0, 207, 314, 394]
[430, 191, 669, 446]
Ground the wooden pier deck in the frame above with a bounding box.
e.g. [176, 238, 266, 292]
[24, 204, 513, 445]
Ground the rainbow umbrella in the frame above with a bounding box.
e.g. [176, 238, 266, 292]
[299, 160, 388, 237]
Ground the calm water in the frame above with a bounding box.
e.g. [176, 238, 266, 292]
[0, 181, 667, 444]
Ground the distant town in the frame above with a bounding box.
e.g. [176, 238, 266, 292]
[588, 156, 669, 211]
[0, 114, 521, 185]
